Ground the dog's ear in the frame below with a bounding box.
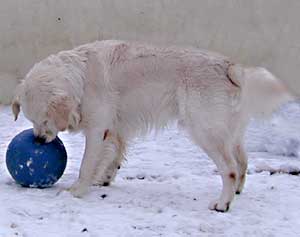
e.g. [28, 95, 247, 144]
[68, 105, 81, 130]
[11, 82, 24, 121]
[12, 99, 20, 121]
[47, 95, 72, 131]
[47, 95, 81, 131]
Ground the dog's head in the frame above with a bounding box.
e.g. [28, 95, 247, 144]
[12, 63, 81, 143]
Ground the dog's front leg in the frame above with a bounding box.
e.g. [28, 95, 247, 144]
[69, 129, 105, 198]
[93, 131, 126, 186]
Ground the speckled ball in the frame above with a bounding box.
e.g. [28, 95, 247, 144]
[6, 129, 67, 188]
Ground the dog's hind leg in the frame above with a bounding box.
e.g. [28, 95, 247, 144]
[232, 141, 248, 194]
[205, 140, 238, 212]
[186, 124, 238, 212]
[178, 86, 240, 211]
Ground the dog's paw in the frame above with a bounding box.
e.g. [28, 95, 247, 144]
[92, 180, 110, 187]
[92, 175, 111, 187]
[69, 181, 89, 198]
[56, 187, 69, 196]
[93, 171, 116, 187]
[208, 199, 231, 212]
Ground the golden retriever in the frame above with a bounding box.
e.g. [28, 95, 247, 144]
[12, 40, 292, 212]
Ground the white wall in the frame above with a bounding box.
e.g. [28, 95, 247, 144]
[1, 0, 300, 104]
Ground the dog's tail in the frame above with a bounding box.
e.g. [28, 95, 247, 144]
[228, 64, 294, 119]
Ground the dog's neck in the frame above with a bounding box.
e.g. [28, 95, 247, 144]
[57, 48, 90, 104]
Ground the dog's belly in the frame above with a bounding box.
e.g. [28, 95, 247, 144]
[117, 80, 179, 138]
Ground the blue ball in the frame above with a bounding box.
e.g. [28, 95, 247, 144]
[6, 129, 67, 188]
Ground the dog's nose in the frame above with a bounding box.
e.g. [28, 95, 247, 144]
[35, 135, 47, 144]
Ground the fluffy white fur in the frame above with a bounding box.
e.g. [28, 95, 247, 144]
[12, 40, 293, 212]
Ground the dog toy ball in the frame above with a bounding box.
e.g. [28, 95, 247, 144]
[6, 129, 67, 188]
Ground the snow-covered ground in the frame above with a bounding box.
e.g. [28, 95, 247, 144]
[0, 104, 300, 237]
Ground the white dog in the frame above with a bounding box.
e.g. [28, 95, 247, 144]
[12, 40, 292, 212]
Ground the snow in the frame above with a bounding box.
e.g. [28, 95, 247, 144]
[0, 104, 300, 237]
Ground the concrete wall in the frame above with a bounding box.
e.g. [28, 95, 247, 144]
[1, 0, 300, 104]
